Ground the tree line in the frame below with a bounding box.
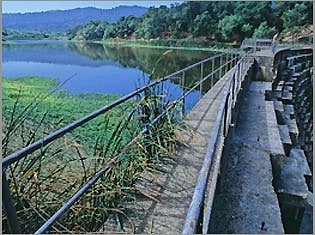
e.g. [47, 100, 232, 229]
[66, 1, 313, 43]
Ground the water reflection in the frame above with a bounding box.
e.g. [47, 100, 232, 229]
[67, 42, 215, 79]
[3, 41, 219, 111]
[67, 42, 219, 91]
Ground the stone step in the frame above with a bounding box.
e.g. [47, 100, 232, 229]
[281, 92, 293, 104]
[287, 119, 299, 145]
[274, 100, 284, 112]
[278, 81, 285, 86]
[273, 101, 285, 124]
[273, 90, 282, 100]
[283, 104, 295, 119]
[275, 85, 283, 92]
[283, 85, 293, 92]
[284, 81, 294, 87]
[289, 148, 312, 177]
[278, 125, 292, 155]
[298, 191, 313, 234]
[277, 158, 309, 200]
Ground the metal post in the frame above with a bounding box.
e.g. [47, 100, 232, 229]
[238, 62, 242, 87]
[232, 73, 236, 108]
[181, 71, 186, 115]
[2, 171, 21, 233]
[225, 53, 229, 73]
[219, 55, 223, 78]
[211, 58, 215, 88]
[241, 55, 245, 74]
[200, 62, 204, 99]
[235, 64, 239, 95]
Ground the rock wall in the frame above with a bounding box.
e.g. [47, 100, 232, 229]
[273, 48, 313, 182]
[271, 48, 313, 233]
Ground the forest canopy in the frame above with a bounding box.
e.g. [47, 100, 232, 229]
[3, 1, 313, 43]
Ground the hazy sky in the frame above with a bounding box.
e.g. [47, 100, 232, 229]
[2, 1, 183, 13]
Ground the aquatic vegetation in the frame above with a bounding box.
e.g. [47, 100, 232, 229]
[2, 74, 185, 233]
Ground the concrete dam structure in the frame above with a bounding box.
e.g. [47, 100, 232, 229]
[208, 48, 313, 234]
[133, 46, 313, 234]
[3, 40, 312, 234]
[101, 46, 313, 234]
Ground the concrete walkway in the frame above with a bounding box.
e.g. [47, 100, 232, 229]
[132, 69, 236, 234]
[100, 68, 237, 234]
[208, 82, 285, 233]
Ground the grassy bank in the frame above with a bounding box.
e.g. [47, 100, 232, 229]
[2, 76, 122, 154]
[81, 38, 240, 52]
[2, 76, 185, 233]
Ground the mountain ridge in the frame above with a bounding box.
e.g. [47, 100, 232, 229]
[3, 6, 148, 32]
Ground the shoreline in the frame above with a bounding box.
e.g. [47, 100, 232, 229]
[3, 38, 240, 53]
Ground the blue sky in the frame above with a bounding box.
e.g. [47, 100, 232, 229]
[2, 1, 183, 13]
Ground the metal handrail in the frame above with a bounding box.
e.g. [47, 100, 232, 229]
[241, 38, 272, 52]
[2, 51, 240, 233]
[182, 50, 254, 234]
[2, 52, 226, 168]
[34, 54, 241, 234]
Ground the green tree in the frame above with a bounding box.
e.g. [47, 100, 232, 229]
[218, 14, 242, 40]
[103, 24, 117, 39]
[252, 21, 276, 39]
[64, 1, 312, 43]
[281, 3, 309, 42]
[193, 11, 212, 37]
[272, 1, 297, 32]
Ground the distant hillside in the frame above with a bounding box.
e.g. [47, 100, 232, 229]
[3, 6, 148, 32]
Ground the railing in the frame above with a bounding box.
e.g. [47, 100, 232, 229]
[241, 38, 273, 53]
[182, 50, 255, 234]
[286, 53, 313, 68]
[2, 51, 240, 234]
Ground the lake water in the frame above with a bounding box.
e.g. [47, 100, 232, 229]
[2, 40, 216, 111]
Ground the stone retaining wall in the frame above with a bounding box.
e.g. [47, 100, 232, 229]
[271, 48, 313, 233]
[273, 48, 313, 182]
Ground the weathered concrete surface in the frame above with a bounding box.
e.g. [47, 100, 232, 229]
[101, 48, 312, 234]
[277, 157, 309, 199]
[131, 69, 236, 234]
[209, 82, 284, 234]
[99, 68, 238, 234]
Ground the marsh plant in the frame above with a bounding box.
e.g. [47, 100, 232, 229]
[2, 50, 187, 233]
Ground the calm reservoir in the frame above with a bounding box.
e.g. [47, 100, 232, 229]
[2, 40, 217, 111]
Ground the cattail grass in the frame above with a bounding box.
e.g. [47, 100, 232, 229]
[2, 50, 189, 233]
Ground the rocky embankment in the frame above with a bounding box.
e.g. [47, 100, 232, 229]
[271, 48, 313, 233]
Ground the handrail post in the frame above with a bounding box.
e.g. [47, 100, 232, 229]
[200, 62, 204, 99]
[211, 58, 215, 88]
[181, 71, 186, 115]
[224, 53, 230, 74]
[219, 54, 223, 78]
[237, 62, 241, 90]
[2, 170, 21, 234]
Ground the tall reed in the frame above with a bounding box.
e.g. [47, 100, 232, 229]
[2, 50, 187, 233]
